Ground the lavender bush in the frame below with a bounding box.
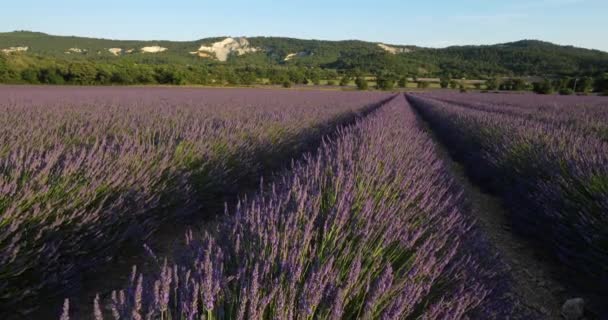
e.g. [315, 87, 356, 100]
[425, 91, 608, 141]
[0, 86, 391, 311]
[71, 95, 515, 319]
[408, 93, 608, 294]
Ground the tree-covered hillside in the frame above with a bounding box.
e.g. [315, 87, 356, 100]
[1, 31, 607, 87]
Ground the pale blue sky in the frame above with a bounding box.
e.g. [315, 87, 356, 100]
[2, 0, 607, 51]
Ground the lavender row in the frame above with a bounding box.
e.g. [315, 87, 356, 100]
[0, 86, 391, 310]
[408, 94, 608, 293]
[66, 94, 516, 319]
[423, 92, 608, 141]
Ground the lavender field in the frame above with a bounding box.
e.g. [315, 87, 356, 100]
[0, 86, 391, 316]
[1, 86, 607, 319]
[72, 94, 515, 320]
[408, 92, 608, 316]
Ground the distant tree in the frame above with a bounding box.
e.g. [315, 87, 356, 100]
[339, 76, 350, 86]
[326, 80, 336, 86]
[282, 80, 292, 88]
[226, 69, 240, 85]
[95, 66, 113, 84]
[20, 69, 39, 84]
[417, 81, 430, 89]
[240, 72, 257, 85]
[355, 77, 368, 90]
[440, 78, 449, 89]
[398, 77, 407, 88]
[326, 70, 339, 80]
[288, 69, 307, 84]
[485, 78, 500, 90]
[67, 62, 97, 85]
[154, 67, 184, 85]
[499, 79, 527, 91]
[459, 83, 468, 93]
[305, 68, 321, 85]
[0, 56, 9, 82]
[594, 74, 608, 93]
[111, 67, 135, 84]
[572, 77, 593, 93]
[376, 72, 396, 90]
[511, 79, 528, 91]
[474, 83, 482, 90]
[559, 88, 574, 95]
[533, 79, 553, 94]
[552, 77, 570, 92]
[134, 65, 156, 84]
[38, 68, 65, 84]
[269, 70, 290, 85]
[449, 80, 459, 89]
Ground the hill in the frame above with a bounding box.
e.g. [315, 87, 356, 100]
[1, 31, 607, 86]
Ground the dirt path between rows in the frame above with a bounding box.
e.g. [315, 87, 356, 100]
[412, 104, 567, 319]
[446, 163, 565, 318]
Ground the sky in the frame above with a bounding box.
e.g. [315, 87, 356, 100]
[2, 0, 607, 51]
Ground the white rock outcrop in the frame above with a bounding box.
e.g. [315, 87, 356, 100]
[378, 43, 411, 54]
[108, 48, 123, 55]
[191, 37, 259, 61]
[66, 48, 86, 54]
[1, 46, 29, 54]
[284, 51, 310, 61]
[141, 46, 168, 53]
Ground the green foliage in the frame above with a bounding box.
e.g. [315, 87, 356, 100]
[288, 68, 307, 84]
[339, 75, 351, 86]
[499, 78, 529, 91]
[38, 68, 65, 84]
[572, 77, 593, 93]
[459, 83, 467, 93]
[449, 80, 459, 89]
[417, 81, 430, 89]
[397, 77, 407, 88]
[533, 79, 554, 94]
[559, 88, 574, 95]
[1, 31, 607, 86]
[485, 78, 500, 90]
[355, 77, 368, 90]
[594, 74, 608, 93]
[305, 68, 322, 85]
[375, 72, 396, 90]
[0, 55, 7, 82]
[67, 62, 97, 84]
[154, 67, 184, 85]
[20, 69, 39, 83]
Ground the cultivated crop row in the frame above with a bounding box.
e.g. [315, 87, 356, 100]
[426, 92, 608, 141]
[0, 87, 391, 311]
[408, 94, 608, 294]
[65, 95, 516, 319]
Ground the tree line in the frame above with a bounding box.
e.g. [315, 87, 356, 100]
[1, 54, 608, 94]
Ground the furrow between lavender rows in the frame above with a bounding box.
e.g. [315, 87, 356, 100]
[407, 93, 608, 316]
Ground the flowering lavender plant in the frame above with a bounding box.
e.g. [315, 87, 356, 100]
[0, 86, 391, 312]
[409, 92, 608, 295]
[74, 95, 515, 319]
